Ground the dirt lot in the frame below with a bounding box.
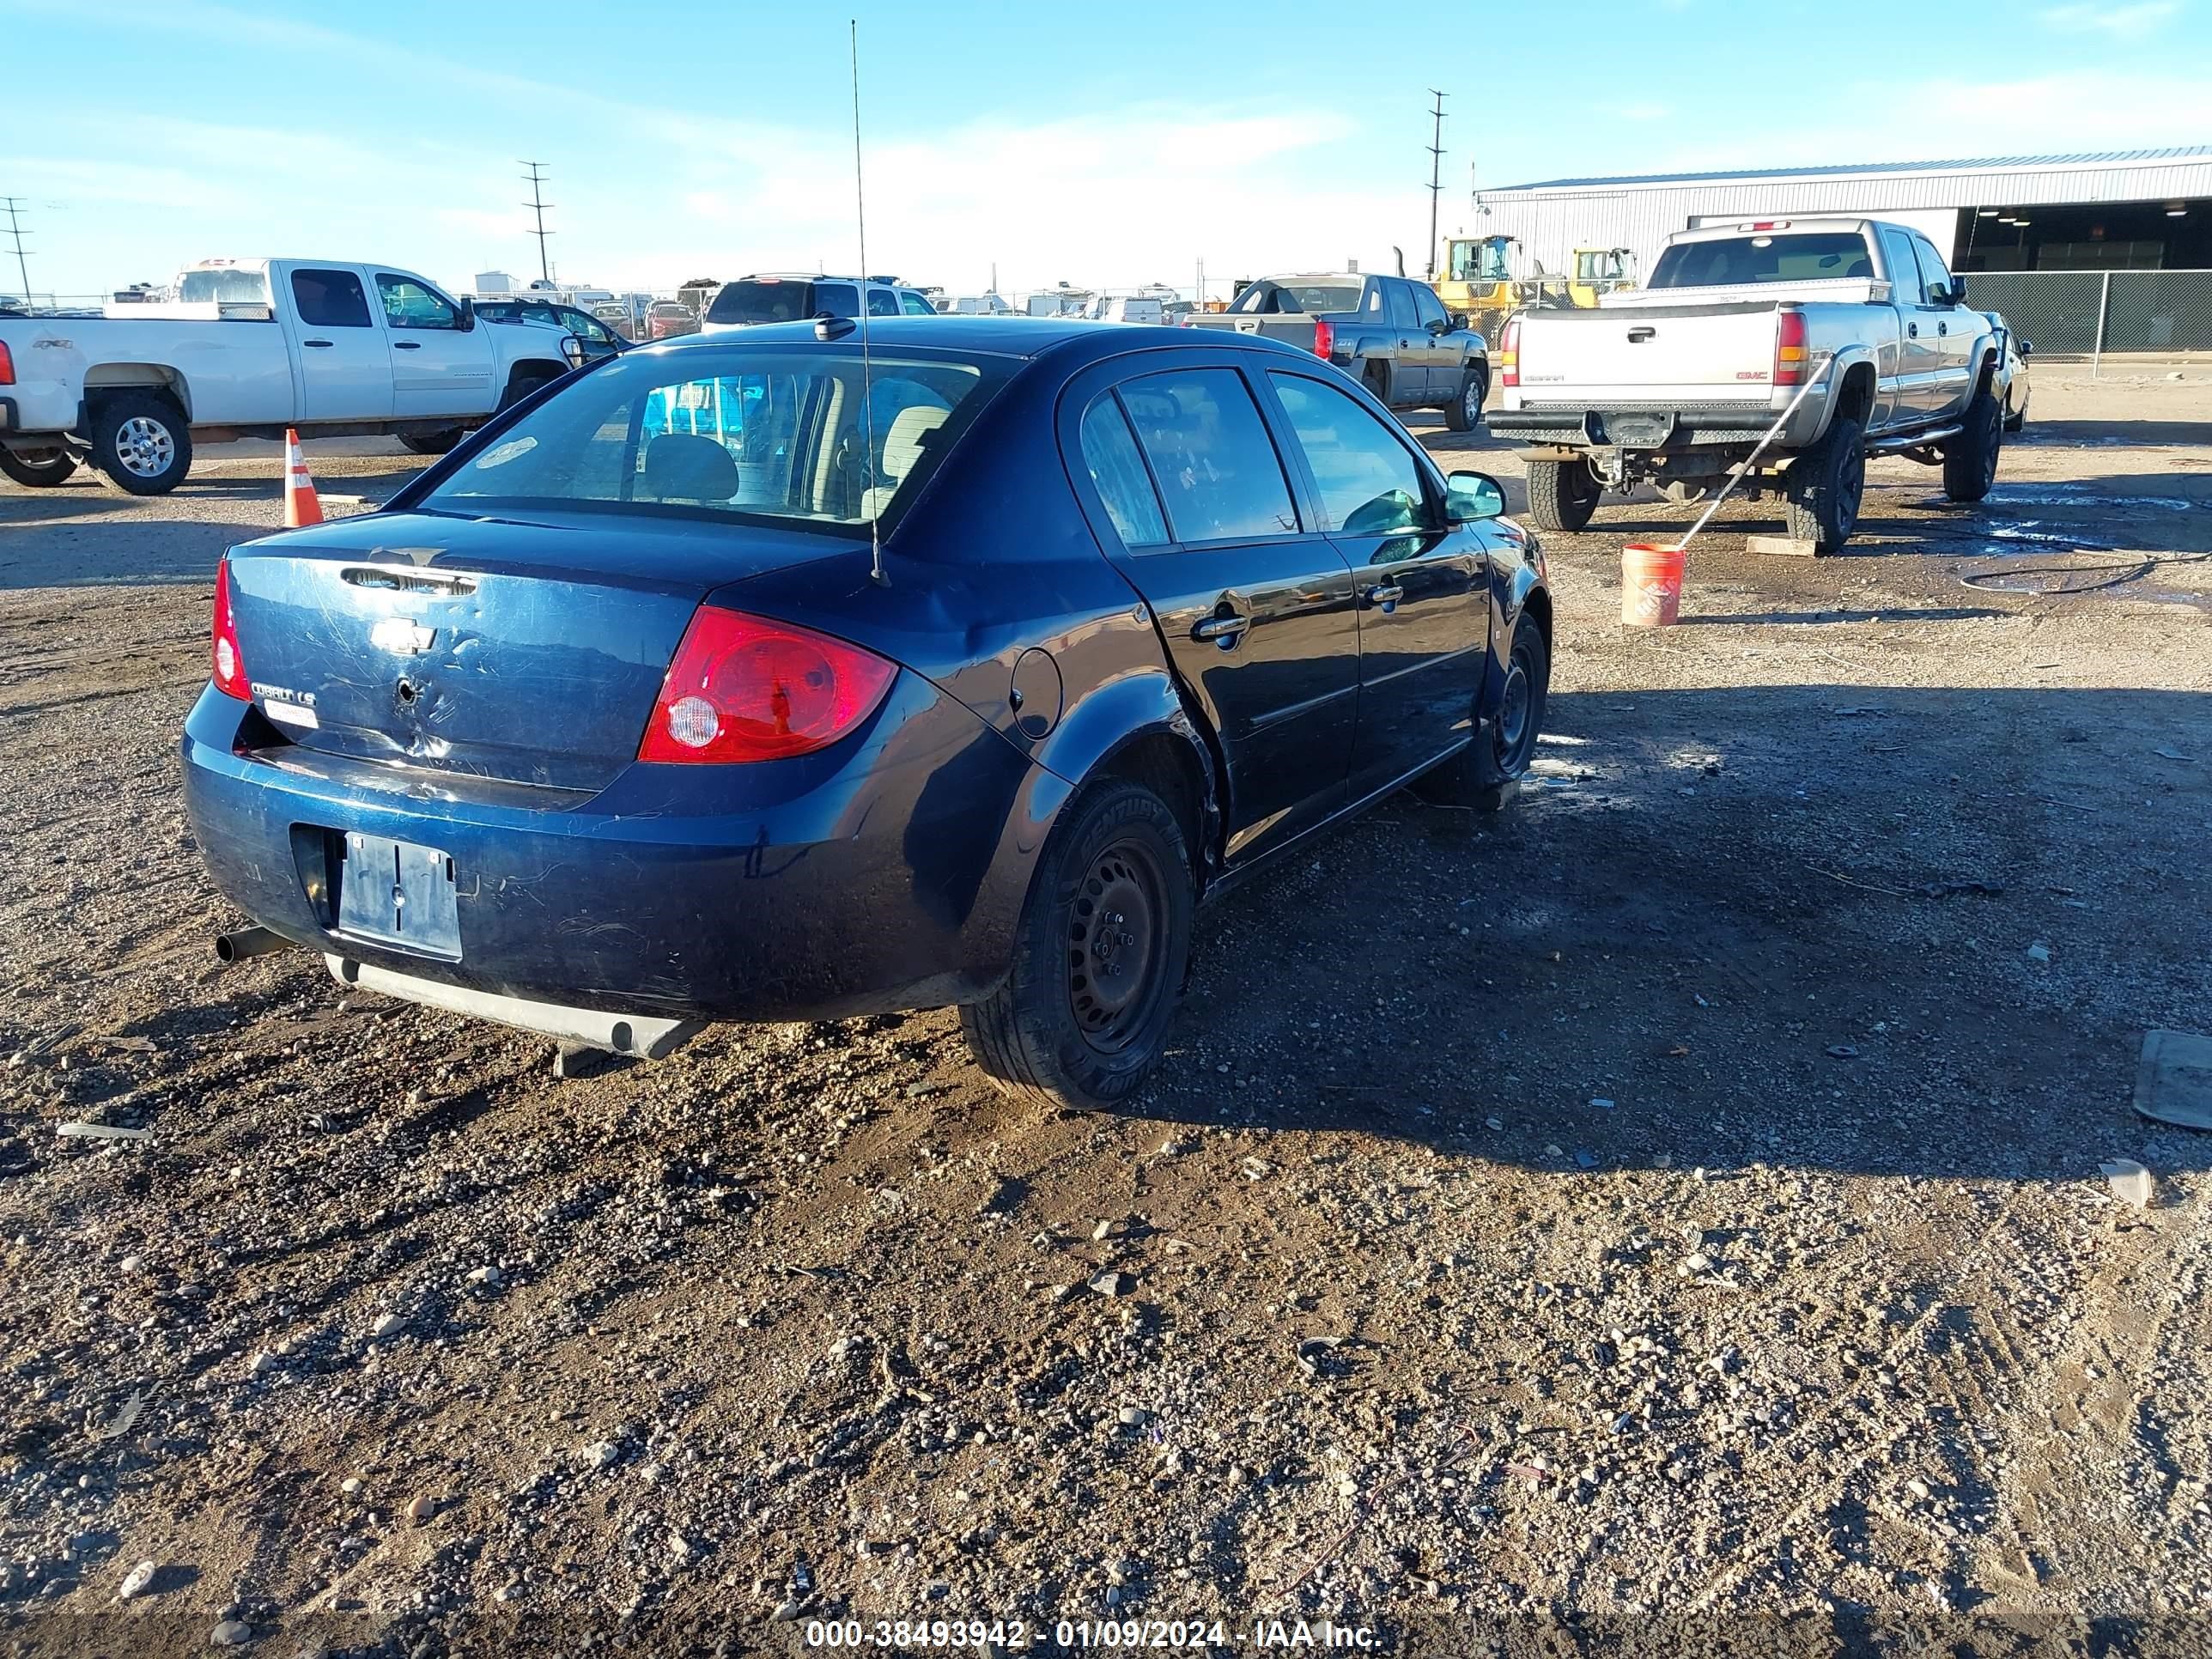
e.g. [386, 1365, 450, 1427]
[2, 372, 2209, 1656]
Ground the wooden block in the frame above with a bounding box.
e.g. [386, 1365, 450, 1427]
[1747, 534, 1822, 557]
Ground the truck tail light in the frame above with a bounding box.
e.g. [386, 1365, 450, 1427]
[0, 340, 14, 386]
[1498, 318, 1520, 388]
[1776, 309, 1808, 387]
[1311, 319, 1334, 359]
[640, 606, 896, 764]
[212, 556, 251, 701]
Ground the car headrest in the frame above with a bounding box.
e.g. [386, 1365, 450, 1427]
[860, 404, 951, 518]
[641, 433, 738, 504]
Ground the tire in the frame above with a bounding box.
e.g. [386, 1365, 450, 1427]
[1414, 611, 1550, 811]
[1443, 363, 1487, 433]
[2002, 392, 2025, 434]
[1523, 458, 1600, 532]
[88, 392, 191, 496]
[0, 446, 79, 488]
[1362, 361, 1392, 409]
[497, 370, 562, 412]
[1942, 384, 2002, 502]
[399, 429, 464, 456]
[1782, 412, 1866, 553]
[959, 779, 1194, 1109]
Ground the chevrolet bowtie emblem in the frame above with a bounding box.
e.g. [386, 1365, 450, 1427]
[370, 618, 436, 655]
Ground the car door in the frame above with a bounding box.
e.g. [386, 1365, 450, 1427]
[1408, 282, 1457, 402]
[1379, 280, 1424, 404]
[1869, 226, 1920, 428]
[374, 271, 498, 418]
[1071, 362, 1361, 866]
[1892, 236, 1954, 419]
[1264, 369, 1490, 799]
[1911, 235, 1976, 418]
[285, 266, 392, 422]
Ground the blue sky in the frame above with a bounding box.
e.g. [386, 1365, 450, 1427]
[4, 0, 2206, 303]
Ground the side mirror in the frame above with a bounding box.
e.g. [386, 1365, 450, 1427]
[1445, 471, 1505, 523]
[1427, 315, 1450, 335]
[2019, 337, 2033, 357]
[456, 297, 477, 332]
[1942, 278, 1966, 306]
[560, 333, 586, 370]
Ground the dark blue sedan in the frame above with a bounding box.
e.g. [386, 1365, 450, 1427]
[183, 319, 1551, 1107]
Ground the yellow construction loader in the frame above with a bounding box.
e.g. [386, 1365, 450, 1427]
[1433, 236, 1640, 342]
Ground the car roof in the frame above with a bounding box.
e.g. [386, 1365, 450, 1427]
[643, 315, 1310, 362]
[1257, 272, 1370, 284]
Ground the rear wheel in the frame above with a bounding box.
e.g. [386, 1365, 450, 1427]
[959, 780, 1194, 1109]
[1524, 458, 1600, 532]
[1414, 612, 1550, 811]
[1783, 413, 1866, 553]
[399, 429, 464, 456]
[88, 392, 191, 495]
[0, 447, 79, 488]
[1443, 364, 1487, 433]
[1943, 386, 2003, 502]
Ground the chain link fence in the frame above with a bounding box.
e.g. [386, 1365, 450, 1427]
[1963, 268, 2212, 368]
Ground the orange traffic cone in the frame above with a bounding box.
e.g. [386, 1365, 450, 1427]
[283, 428, 325, 528]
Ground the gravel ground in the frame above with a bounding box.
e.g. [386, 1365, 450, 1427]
[2, 373, 2209, 1657]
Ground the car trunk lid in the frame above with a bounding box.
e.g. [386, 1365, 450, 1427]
[223, 509, 857, 792]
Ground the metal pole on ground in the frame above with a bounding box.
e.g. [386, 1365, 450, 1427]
[2094, 270, 2111, 380]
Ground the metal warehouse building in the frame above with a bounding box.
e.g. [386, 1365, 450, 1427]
[1466, 148, 2212, 357]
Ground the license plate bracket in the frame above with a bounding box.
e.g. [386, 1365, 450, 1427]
[335, 832, 461, 960]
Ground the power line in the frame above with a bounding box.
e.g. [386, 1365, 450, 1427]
[519, 161, 554, 283]
[1424, 92, 1449, 276]
[0, 198, 31, 304]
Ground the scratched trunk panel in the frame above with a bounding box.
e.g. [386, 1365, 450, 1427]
[224, 545, 702, 793]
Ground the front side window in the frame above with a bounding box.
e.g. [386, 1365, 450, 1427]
[899, 291, 936, 316]
[1268, 374, 1426, 535]
[1412, 285, 1449, 331]
[1078, 395, 1168, 548]
[1117, 368, 1299, 544]
[376, 274, 459, 330]
[1912, 238, 1958, 305]
[290, 268, 372, 329]
[418, 346, 999, 530]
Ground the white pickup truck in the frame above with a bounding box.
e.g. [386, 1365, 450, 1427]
[0, 258, 580, 495]
[1487, 218, 2018, 552]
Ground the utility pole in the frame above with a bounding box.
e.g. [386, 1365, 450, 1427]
[1424, 92, 1447, 280]
[519, 161, 553, 283]
[0, 198, 31, 304]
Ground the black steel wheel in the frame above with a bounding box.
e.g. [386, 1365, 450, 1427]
[400, 429, 464, 456]
[1413, 611, 1550, 811]
[1783, 413, 1866, 553]
[961, 779, 1194, 1109]
[1943, 386, 2003, 503]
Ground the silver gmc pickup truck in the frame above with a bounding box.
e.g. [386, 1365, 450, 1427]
[1486, 217, 2018, 553]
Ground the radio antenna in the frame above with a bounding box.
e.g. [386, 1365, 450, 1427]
[850, 19, 885, 587]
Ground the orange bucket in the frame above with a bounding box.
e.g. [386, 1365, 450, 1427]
[1621, 542, 1684, 628]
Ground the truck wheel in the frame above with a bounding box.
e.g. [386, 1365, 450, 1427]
[88, 392, 192, 496]
[498, 369, 562, 411]
[1413, 611, 1549, 811]
[399, 429, 464, 456]
[1942, 386, 2003, 502]
[958, 779, 1194, 1109]
[1783, 413, 1866, 553]
[1362, 361, 1392, 407]
[1443, 365, 1488, 433]
[1525, 459, 1600, 532]
[0, 447, 79, 488]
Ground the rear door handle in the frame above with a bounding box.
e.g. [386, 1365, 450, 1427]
[1191, 615, 1249, 646]
[393, 340, 422, 350]
[1936, 323, 1948, 336]
[1364, 583, 1405, 608]
[1906, 324, 1918, 337]
[303, 338, 334, 348]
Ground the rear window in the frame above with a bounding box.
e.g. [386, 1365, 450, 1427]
[1231, 281, 1364, 316]
[179, 265, 273, 307]
[1650, 233, 1876, 288]
[418, 345, 1003, 531]
[705, 280, 817, 325]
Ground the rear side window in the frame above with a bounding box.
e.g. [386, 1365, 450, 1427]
[291, 268, 372, 328]
[866, 288, 898, 318]
[812, 283, 860, 319]
[1876, 228, 1920, 297]
[707, 280, 816, 325]
[1078, 396, 1168, 548]
[1118, 368, 1299, 544]
[1384, 283, 1418, 329]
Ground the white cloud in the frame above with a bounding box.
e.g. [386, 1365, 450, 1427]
[2038, 1, 2180, 38]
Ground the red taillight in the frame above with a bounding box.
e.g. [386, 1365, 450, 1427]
[639, 607, 896, 764]
[1311, 319, 1334, 359]
[1498, 318, 1520, 388]
[0, 340, 14, 386]
[1776, 309, 1808, 387]
[212, 556, 250, 701]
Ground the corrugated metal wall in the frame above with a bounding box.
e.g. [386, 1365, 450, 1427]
[1462, 159, 2212, 282]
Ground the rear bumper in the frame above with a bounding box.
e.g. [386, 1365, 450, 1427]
[180, 674, 1050, 1024]
[1490, 403, 1811, 451]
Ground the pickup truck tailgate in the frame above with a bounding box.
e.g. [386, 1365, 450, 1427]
[1515, 302, 1782, 405]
